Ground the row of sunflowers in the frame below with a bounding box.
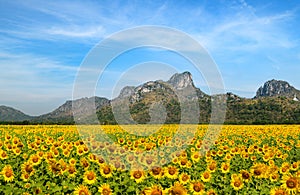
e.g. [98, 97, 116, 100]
[0, 125, 300, 194]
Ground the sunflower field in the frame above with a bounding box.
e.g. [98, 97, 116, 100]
[0, 124, 300, 195]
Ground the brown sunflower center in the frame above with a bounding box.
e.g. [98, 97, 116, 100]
[204, 172, 210, 179]
[69, 167, 76, 174]
[151, 189, 162, 195]
[146, 159, 153, 165]
[82, 161, 89, 168]
[102, 189, 110, 195]
[182, 175, 189, 181]
[24, 174, 29, 179]
[87, 173, 95, 180]
[193, 183, 202, 192]
[25, 165, 33, 173]
[103, 167, 111, 174]
[133, 171, 142, 179]
[152, 167, 162, 175]
[242, 172, 250, 179]
[79, 190, 88, 195]
[209, 164, 216, 171]
[180, 159, 187, 166]
[169, 168, 176, 175]
[5, 171, 13, 177]
[254, 169, 262, 176]
[286, 178, 297, 188]
[234, 181, 242, 187]
[32, 157, 39, 163]
[171, 188, 184, 195]
[275, 190, 285, 195]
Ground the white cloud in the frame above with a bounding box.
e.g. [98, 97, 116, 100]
[46, 26, 105, 38]
[195, 8, 296, 52]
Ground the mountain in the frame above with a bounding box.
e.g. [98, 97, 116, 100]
[0, 106, 32, 122]
[255, 79, 300, 99]
[0, 72, 300, 124]
[32, 96, 110, 124]
[97, 71, 210, 124]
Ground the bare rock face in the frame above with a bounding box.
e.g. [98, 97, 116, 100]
[167, 71, 194, 89]
[114, 71, 205, 103]
[255, 79, 300, 98]
[118, 86, 135, 99]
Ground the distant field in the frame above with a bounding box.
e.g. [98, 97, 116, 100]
[0, 125, 299, 194]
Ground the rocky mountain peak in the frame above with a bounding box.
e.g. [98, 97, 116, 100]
[167, 71, 194, 89]
[255, 79, 299, 98]
[117, 86, 135, 99]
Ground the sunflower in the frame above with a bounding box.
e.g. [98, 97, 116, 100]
[201, 170, 211, 182]
[230, 174, 244, 191]
[58, 159, 68, 173]
[0, 150, 8, 160]
[1, 165, 14, 182]
[126, 154, 136, 164]
[189, 181, 205, 195]
[48, 161, 62, 175]
[179, 172, 190, 185]
[62, 149, 70, 157]
[144, 185, 164, 195]
[251, 163, 267, 179]
[77, 147, 85, 156]
[206, 189, 217, 195]
[74, 185, 90, 195]
[280, 163, 290, 175]
[143, 155, 157, 168]
[207, 161, 217, 173]
[270, 173, 280, 182]
[149, 166, 164, 179]
[130, 168, 146, 183]
[69, 158, 76, 165]
[191, 152, 201, 162]
[223, 153, 232, 161]
[68, 165, 77, 177]
[240, 170, 251, 182]
[21, 173, 30, 182]
[83, 170, 97, 185]
[221, 162, 230, 174]
[98, 183, 113, 195]
[21, 161, 35, 176]
[291, 162, 299, 171]
[165, 166, 179, 179]
[270, 187, 287, 195]
[281, 174, 300, 194]
[179, 158, 192, 168]
[29, 154, 41, 166]
[51, 148, 60, 157]
[80, 158, 90, 170]
[169, 182, 187, 195]
[100, 164, 114, 178]
[13, 147, 22, 156]
[96, 156, 106, 166]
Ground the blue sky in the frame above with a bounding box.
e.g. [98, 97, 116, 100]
[1, 0, 300, 115]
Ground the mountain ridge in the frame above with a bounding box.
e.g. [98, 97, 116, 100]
[1, 72, 300, 124]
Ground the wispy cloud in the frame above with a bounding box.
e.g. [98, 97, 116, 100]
[196, 9, 296, 52]
[46, 26, 105, 38]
